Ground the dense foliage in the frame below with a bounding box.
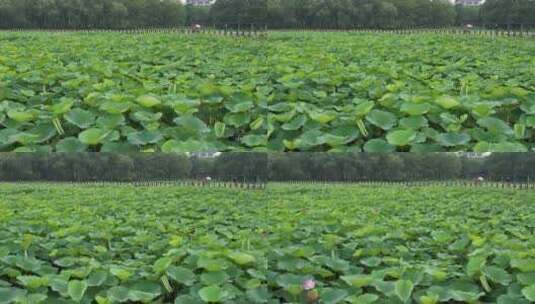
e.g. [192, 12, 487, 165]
[1, 184, 535, 303]
[0, 0, 533, 29]
[0, 32, 267, 152]
[0, 153, 267, 182]
[1, 31, 533, 152]
[262, 0, 457, 29]
[267, 154, 465, 181]
[480, 0, 535, 26]
[1, 153, 535, 182]
[266, 32, 535, 152]
[0, 0, 186, 29]
[268, 153, 535, 182]
[262, 0, 535, 29]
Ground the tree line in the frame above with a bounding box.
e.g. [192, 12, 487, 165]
[0, 0, 186, 29]
[1, 0, 533, 30]
[1, 153, 534, 183]
[267, 153, 535, 182]
[0, 153, 267, 182]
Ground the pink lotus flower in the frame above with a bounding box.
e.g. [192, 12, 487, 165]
[302, 279, 316, 290]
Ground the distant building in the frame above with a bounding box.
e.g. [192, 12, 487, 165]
[189, 152, 221, 158]
[454, 0, 485, 6]
[183, 0, 215, 6]
[456, 152, 491, 159]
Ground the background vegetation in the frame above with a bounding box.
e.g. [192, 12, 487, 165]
[0, 0, 533, 29]
[0, 153, 268, 182]
[267, 153, 535, 182]
[3, 183, 533, 303]
[0, 153, 534, 182]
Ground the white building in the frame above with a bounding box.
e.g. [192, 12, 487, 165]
[456, 152, 491, 159]
[180, 0, 215, 6]
[189, 152, 221, 158]
[454, 0, 485, 6]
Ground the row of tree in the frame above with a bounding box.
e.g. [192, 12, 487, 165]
[230, 0, 535, 29]
[1, 153, 534, 183]
[0, 154, 267, 182]
[263, 0, 457, 29]
[0, 0, 533, 30]
[267, 153, 535, 182]
[0, 0, 186, 29]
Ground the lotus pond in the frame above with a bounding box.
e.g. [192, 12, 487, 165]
[1, 31, 534, 152]
[0, 32, 268, 152]
[267, 32, 535, 152]
[1, 183, 535, 303]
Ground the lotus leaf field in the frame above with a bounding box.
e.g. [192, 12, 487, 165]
[0, 31, 534, 152]
[0, 32, 268, 153]
[1, 183, 535, 303]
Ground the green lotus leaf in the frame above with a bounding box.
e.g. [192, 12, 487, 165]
[522, 285, 535, 302]
[350, 293, 379, 304]
[131, 111, 162, 123]
[321, 288, 348, 304]
[161, 139, 214, 153]
[497, 294, 530, 304]
[419, 294, 439, 304]
[518, 273, 535, 285]
[201, 271, 228, 286]
[366, 110, 397, 130]
[100, 102, 131, 114]
[17, 276, 48, 289]
[51, 98, 75, 115]
[7, 110, 36, 123]
[282, 115, 306, 131]
[225, 93, 254, 113]
[96, 114, 125, 129]
[107, 286, 130, 302]
[174, 295, 204, 304]
[363, 139, 395, 152]
[241, 135, 267, 147]
[341, 275, 373, 288]
[127, 130, 163, 146]
[512, 259, 535, 273]
[49, 278, 68, 297]
[127, 281, 161, 302]
[56, 137, 88, 152]
[167, 266, 196, 286]
[0, 287, 27, 304]
[400, 116, 427, 129]
[87, 270, 108, 287]
[473, 141, 528, 153]
[110, 267, 133, 282]
[136, 95, 161, 108]
[400, 102, 431, 116]
[354, 100, 375, 117]
[54, 257, 77, 268]
[435, 96, 459, 109]
[477, 117, 513, 135]
[78, 128, 108, 145]
[224, 112, 250, 127]
[198, 285, 226, 303]
[386, 129, 417, 146]
[309, 111, 337, 124]
[246, 286, 271, 303]
[67, 280, 87, 302]
[482, 266, 512, 286]
[436, 133, 471, 147]
[227, 252, 256, 265]
[174, 115, 209, 134]
[395, 280, 414, 303]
